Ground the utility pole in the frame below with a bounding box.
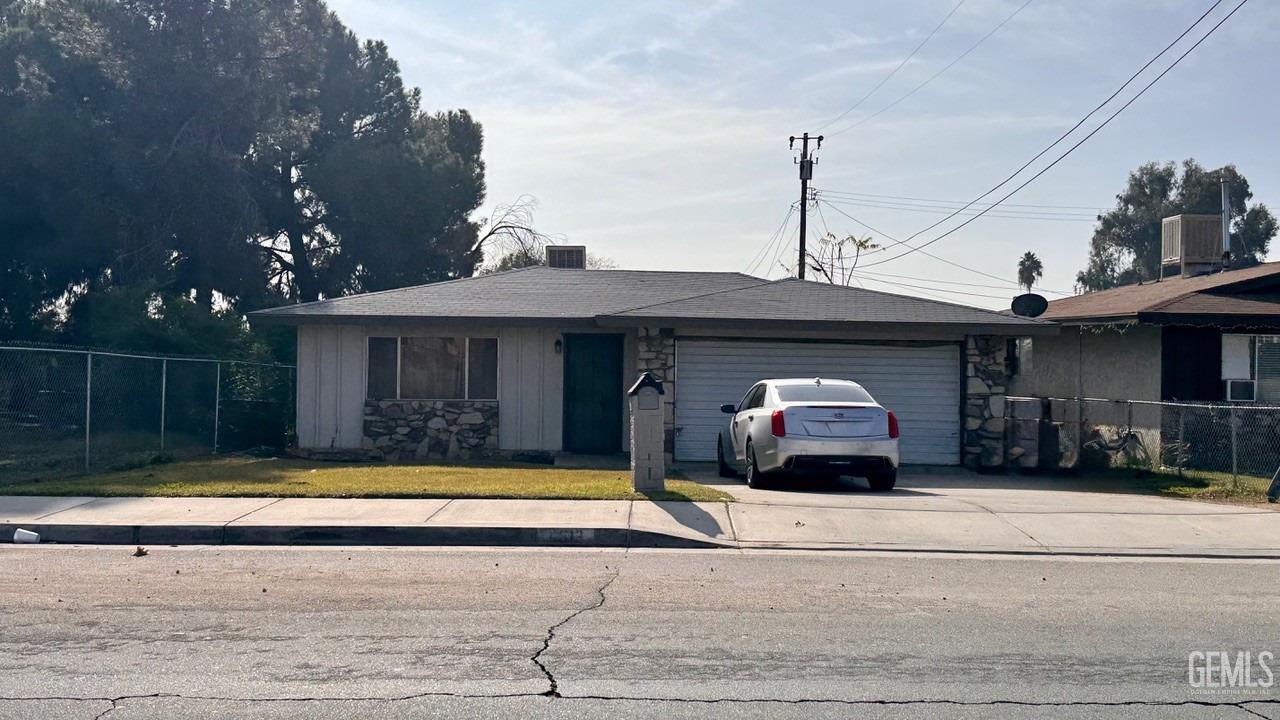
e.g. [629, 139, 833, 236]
[789, 133, 822, 279]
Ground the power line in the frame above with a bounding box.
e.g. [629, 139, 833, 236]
[816, 0, 967, 132]
[828, 0, 1035, 136]
[820, 196, 1097, 222]
[854, 268, 1024, 291]
[814, 188, 1106, 212]
[812, 199, 866, 287]
[822, 199, 1094, 221]
[849, 273, 972, 305]
[817, 199, 1073, 294]
[768, 215, 801, 278]
[860, 0, 1247, 268]
[857, 0, 1232, 264]
[745, 204, 797, 275]
[849, 273, 1015, 300]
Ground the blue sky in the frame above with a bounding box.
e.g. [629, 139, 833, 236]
[326, 0, 1277, 309]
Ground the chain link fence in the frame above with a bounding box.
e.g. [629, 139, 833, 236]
[0, 345, 294, 485]
[1005, 396, 1280, 489]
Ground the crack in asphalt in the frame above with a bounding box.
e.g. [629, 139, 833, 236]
[529, 566, 621, 697]
[92, 697, 118, 720]
[1, 692, 1275, 713]
[6, 554, 1273, 715]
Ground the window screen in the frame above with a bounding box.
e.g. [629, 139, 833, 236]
[1258, 337, 1280, 402]
[400, 337, 465, 399]
[367, 337, 398, 400]
[467, 338, 499, 399]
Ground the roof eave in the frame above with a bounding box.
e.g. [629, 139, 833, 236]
[1134, 311, 1280, 329]
[1038, 314, 1141, 326]
[596, 315, 1058, 335]
[247, 313, 600, 328]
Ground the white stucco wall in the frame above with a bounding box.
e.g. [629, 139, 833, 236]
[295, 324, 637, 452]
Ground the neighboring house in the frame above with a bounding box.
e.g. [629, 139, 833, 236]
[1006, 261, 1280, 473]
[1008, 261, 1280, 404]
[249, 260, 1053, 469]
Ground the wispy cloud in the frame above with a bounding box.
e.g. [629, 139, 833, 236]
[326, 0, 1277, 307]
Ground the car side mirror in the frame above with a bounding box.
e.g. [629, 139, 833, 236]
[720, 403, 737, 414]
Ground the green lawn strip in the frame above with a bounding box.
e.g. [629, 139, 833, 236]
[0, 457, 732, 502]
[1077, 467, 1275, 506]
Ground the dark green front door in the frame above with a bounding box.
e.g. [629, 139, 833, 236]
[563, 334, 624, 454]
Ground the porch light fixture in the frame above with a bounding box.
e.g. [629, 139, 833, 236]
[554, 338, 563, 354]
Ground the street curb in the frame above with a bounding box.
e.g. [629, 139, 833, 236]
[732, 542, 1280, 560]
[0, 523, 726, 550]
[5, 524, 1276, 559]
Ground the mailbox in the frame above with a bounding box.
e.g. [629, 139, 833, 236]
[627, 372, 665, 492]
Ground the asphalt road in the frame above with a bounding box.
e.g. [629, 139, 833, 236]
[0, 545, 1277, 719]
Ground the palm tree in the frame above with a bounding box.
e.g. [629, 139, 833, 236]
[1017, 252, 1044, 293]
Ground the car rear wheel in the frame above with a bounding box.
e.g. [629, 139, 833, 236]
[716, 437, 737, 478]
[867, 469, 897, 492]
[745, 441, 770, 489]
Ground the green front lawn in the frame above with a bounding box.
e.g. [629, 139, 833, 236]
[0, 456, 732, 502]
[1085, 467, 1277, 506]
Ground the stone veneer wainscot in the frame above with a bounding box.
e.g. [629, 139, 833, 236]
[963, 336, 1009, 470]
[635, 327, 676, 457]
[363, 399, 498, 462]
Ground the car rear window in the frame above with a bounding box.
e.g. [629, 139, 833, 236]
[776, 384, 874, 403]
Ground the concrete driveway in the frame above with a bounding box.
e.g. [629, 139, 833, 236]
[680, 463, 1280, 555]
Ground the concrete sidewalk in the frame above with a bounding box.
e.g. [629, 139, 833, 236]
[3, 473, 1278, 556]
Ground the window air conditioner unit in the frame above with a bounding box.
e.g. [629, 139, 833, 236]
[1225, 379, 1256, 402]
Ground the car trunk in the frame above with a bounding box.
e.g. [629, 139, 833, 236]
[779, 403, 889, 439]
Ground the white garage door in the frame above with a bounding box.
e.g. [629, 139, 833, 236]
[675, 339, 961, 465]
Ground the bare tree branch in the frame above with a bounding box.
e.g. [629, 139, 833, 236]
[471, 195, 564, 266]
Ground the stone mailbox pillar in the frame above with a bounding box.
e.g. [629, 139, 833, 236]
[628, 372, 665, 492]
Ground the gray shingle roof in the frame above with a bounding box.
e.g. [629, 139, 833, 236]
[250, 266, 1051, 333]
[606, 278, 1048, 330]
[251, 267, 762, 321]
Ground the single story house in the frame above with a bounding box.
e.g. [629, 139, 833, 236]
[250, 262, 1054, 469]
[1008, 260, 1280, 403]
[1006, 260, 1280, 473]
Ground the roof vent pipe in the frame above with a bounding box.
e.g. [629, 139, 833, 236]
[1221, 178, 1232, 266]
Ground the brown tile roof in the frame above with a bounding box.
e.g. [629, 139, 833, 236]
[1040, 262, 1280, 323]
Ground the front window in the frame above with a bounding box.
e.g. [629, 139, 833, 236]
[1006, 337, 1032, 377]
[1222, 334, 1280, 402]
[367, 336, 498, 400]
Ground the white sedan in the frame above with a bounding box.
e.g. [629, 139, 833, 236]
[716, 378, 900, 491]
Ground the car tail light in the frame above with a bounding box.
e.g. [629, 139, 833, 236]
[887, 411, 900, 439]
[771, 410, 786, 437]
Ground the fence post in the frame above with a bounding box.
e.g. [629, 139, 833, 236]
[160, 358, 167, 454]
[1177, 406, 1185, 477]
[1230, 404, 1239, 490]
[84, 352, 92, 474]
[213, 362, 221, 454]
